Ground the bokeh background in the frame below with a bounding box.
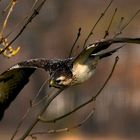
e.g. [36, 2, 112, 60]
[0, 0, 140, 139]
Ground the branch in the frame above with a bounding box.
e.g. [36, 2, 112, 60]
[30, 78, 50, 106]
[103, 8, 117, 39]
[11, 107, 31, 140]
[114, 9, 140, 37]
[0, 0, 17, 34]
[0, 0, 20, 58]
[18, 87, 66, 140]
[82, 0, 114, 48]
[5, 0, 40, 39]
[29, 108, 95, 138]
[11, 78, 50, 140]
[0, 0, 47, 55]
[68, 27, 81, 58]
[114, 16, 124, 36]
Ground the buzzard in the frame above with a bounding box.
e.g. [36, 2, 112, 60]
[0, 37, 140, 120]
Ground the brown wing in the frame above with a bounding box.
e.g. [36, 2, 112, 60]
[0, 58, 51, 120]
[0, 68, 35, 120]
[92, 37, 140, 53]
[73, 37, 140, 66]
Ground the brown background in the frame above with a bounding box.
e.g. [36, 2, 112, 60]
[0, 0, 140, 139]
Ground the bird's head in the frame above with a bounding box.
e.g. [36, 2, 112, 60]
[49, 68, 73, 88]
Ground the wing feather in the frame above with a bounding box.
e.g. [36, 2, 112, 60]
[0, 67, 35, 120]
[73, 37, 140, 65]
[0, 58, 52, 120]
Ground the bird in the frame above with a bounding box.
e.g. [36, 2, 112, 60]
[0, 37, 140, 120]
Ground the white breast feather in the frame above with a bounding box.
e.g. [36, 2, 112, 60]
[72, 63, 95, 84]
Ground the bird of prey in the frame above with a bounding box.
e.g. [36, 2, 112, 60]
[0, 37, 140, 120]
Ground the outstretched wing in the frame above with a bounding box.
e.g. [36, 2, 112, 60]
[0, 58, 50, 120]
[73, 37, 140, 65]
[0, 68, 35, 120]
[92, 37, 140, 53]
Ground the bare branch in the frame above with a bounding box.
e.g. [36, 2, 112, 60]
[31, 78, 50, 106]
[0, 0, 48, 55]
[11, 78, 50, 140]
[68, 27, 81, 58]
[5, 0, 40, 39]
[115, 16, 124, 36]
[94, 57, 119, 99]
[103, 8, 117, 39]
[83, 0, 114, 48]
[11, 107, 31, 140]
[31, 0, 40, 11]
[18, 87, 66, 140]
[114, 9, 140, 37]
[29, 108, 95, 137]
[0, 0, 17, 34]
[0, 0, 20, 58]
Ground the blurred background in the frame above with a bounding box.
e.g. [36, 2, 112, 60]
[0, 0, 140, 139]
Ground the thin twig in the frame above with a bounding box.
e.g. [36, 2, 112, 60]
[83, 0, 114, 48]
[5, 0, 40, 39]
[114, 16, 124, 37]
[117, 17, 124, 32]
[70, 108, 95, 130]
[114, 9, 140, 37]
[38, 57, 119, 123]
[0, 0, 17, 34]
[29, 108, 95, 137]
[103, 8, 117, 39]
[11, 107, 31, 140]
[11, 78, 50, 140]
[18, 87, 66, 140]
[94, 56, 119, 98]
[2, 0, 13, 13]
[31, 88, 53, 108]
[31, 0, 40, 11]
[31, 78, 49, 106]
[0, 0, 20, 58]
[68, 27, 81, 58]
[0, 0, 47, 55]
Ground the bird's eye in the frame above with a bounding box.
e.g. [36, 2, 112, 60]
[55, 79, 61, 84]
[55, 76, 66, 85]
